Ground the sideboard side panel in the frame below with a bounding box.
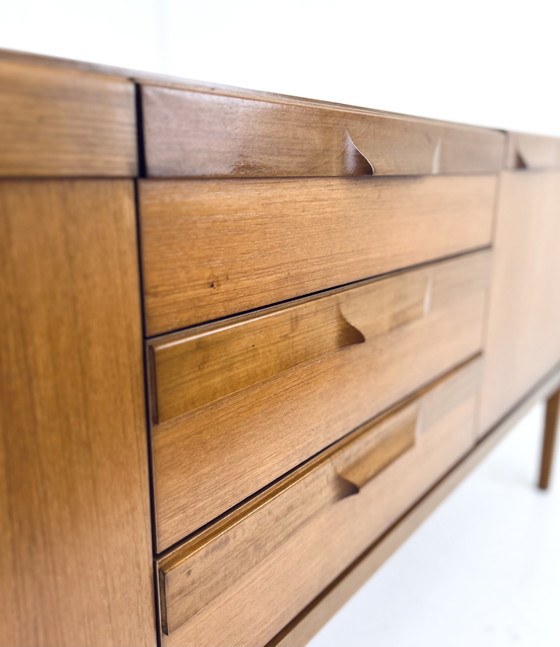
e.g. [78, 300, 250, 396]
[0, 180, 155, 646]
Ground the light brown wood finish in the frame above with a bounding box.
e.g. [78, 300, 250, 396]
[140, 175, 496, 334]
[506, 132, 560, 169]
[158, 358, 482, 647]
[539, 388, 560, 490]
[160, 404, 416, 634]
[141, 85, 504, 177]
[0, 59, 136, 177]
[0, 181, 155, 646]
[2, 48, 560, 647]
[479, 170, 560, 433]
[269, 360, 560, 647]
[151, 251, 491, 550]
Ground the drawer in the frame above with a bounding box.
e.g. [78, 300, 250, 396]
[139, 175, 496, 335]
[149, 250, 490, 550]
[141, 84, 505, 178]
[157, 357, 483, 647]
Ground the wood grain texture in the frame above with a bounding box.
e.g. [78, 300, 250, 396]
[0, 59, 137, 177]
[158, 358, 482, 647]
[150, 251, 491, 550]
[269, 360, 560, 647]
[0, 181, 155, 647]
[506, 132, 560, 170]
[1, 46, 559, 647]
[140, 175, 496, 334]
[141, 85, 504, 178]
[539, 388, 559, 490]
[150, 267, 422, 423]
[159, 404, 416, 634]
[479, 170, 560, 433]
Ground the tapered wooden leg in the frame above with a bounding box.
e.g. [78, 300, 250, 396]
[539, 388, 560, 490]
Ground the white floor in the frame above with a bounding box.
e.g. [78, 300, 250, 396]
[308, 403, 560, 647]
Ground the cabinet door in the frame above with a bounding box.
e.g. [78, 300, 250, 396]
[479, 170, 560, 433]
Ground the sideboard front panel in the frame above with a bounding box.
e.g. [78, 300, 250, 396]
[0, 60, 137, 177]
[0, 180, 155, 646]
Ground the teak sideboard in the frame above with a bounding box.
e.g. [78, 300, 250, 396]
[1, 49, 559, 647]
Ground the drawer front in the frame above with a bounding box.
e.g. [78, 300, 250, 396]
[141, 84, 505, 178]
[140, 175, 496, 335]
[158, 358, 483, 647]
[150, 250, 490, 550]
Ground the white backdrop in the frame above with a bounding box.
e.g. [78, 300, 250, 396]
[2, 0, 560, 136]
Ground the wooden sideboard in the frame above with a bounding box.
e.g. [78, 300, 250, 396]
[1, 49, 559, 647]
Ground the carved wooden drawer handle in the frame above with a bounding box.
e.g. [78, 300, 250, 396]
[335, 407, 417, 493]
[150, 298, 368, 424]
